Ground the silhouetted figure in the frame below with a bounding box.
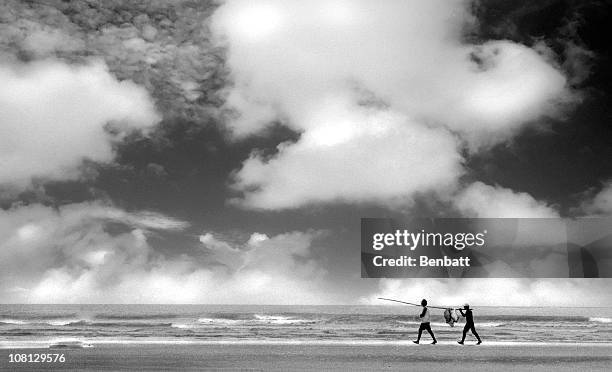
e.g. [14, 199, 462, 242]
[413, 299, 437, 344]
[458, 304, 481, 345]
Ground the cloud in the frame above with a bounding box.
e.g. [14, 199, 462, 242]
[0, 203, 330, 304]
[454, 182, 559, 218]
[212, 0, 576, 209]
[0, 202, 187, 301]
[365, 278, 612, 307]
[0, 60, 159, 189]
[31, 229, 329, 304]
[0, 0, 224, 119]
[579, 179, 612, 215]
[230, 96, 463, 209]
[195, 230, 330, 304]
[0, 201, 603, 305]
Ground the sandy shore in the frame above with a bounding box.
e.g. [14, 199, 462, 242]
[1, 343, 611, 371]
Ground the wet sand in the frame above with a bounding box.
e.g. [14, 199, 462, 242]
[1, 343, 611, 371]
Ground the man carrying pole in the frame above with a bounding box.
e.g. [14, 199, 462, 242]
[457, 303, 482, 345]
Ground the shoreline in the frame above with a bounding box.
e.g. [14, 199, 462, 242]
[3, 339, 612, 348]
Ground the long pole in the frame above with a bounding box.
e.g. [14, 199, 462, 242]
[377, 297, 459, 310]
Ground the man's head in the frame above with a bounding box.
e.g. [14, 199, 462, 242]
[421, 299, 427, 306]
[463, 303, 470, 310]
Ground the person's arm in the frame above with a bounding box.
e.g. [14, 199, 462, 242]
[419, 307, 427, 318]
[458, 309, 465, 317]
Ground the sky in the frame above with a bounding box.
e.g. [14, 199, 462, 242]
[0, 0, 611, 305]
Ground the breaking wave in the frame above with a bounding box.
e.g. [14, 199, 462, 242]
[589, 317, 612, 323]
[253, 315, 313, 324]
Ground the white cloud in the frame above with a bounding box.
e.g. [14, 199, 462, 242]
[0, 60, 159, 189]
[0, 203, 330, 304]
[365, 278, 612, 307]
[454, 182, 559, 218]
[28, 229, 329, 304]
[195, 230, 330, 304]
[0, 202, 187, 301]
[231, 96, 463, 209]
[212, 0, 575, 209]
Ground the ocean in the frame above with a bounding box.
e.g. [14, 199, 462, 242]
[1, 305, 611, 348]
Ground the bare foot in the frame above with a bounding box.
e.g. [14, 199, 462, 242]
[413, 341, 419, 344]
[457, 341, 464, 345]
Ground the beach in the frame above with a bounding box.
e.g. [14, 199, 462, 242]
[1, 343, 611, 371]
[1, 304, 611, 370]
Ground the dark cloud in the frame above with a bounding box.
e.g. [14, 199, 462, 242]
[0, 0, 225, 120]
[464, 0, 612, 215]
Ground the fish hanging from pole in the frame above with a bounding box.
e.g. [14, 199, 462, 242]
[443, 308, 460, 327]
[378, 297, 466, 327]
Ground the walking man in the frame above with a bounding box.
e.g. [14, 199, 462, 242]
[413, 299, 437, 344]
[458, 303, 482, 345]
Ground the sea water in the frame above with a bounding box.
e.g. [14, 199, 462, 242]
[1, 305, 611, 348]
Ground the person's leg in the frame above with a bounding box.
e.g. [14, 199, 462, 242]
[414, 324, 424, 343]
[426, 323, 437, 343]
[471, 325, 481, 343]
[458, 323, 469, 344]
